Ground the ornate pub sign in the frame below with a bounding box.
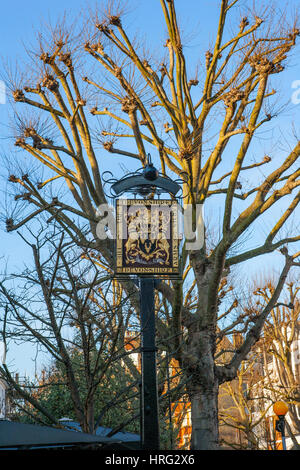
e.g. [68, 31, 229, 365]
[116, 199, 179, 276]
[104, 156, 182, 449]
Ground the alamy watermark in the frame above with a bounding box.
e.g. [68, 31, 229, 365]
[291, 339, 300, 366]
[95, 202, 205, 251]
[0, 80, 6, 105]
[291, 80, 300, 105]
[0, 340, 6, 364]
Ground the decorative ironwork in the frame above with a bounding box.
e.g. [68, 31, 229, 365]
[101, 155, 187, 200]
[102, 169, 183, 199]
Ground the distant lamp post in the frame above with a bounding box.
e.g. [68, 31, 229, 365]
[273, 401, 288, 450]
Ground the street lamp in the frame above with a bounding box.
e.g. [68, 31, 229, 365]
[273, 401, 289, 450]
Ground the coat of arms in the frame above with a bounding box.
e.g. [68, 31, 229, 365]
[116, 199, 179, 276]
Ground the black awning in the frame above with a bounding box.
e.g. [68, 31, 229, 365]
[0, 420, 121, 450]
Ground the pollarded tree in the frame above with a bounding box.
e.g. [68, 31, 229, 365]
[3, 0, 300, 448]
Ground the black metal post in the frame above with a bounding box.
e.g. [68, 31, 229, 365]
[276, 416, 287, 450]
[139, 277, 160, 450]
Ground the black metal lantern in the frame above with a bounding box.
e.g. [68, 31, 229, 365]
[143, 162, 159, 181]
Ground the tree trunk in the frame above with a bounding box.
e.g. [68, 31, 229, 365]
[83, 399, 95, 434]
[189, 380, 219, 450]
[185, 326, 220, 450]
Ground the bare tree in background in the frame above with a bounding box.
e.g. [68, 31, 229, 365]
[258, 281, 300, 447]
[219, 280, 300, 449]
[219, 350, 273, 449]
[2, 0, 300, 448]
[0, 226, 139, 434]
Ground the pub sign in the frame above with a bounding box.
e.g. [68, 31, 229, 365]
[116, 199, 179, 276]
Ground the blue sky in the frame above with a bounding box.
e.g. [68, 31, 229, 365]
[0, 0, 299, 377]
